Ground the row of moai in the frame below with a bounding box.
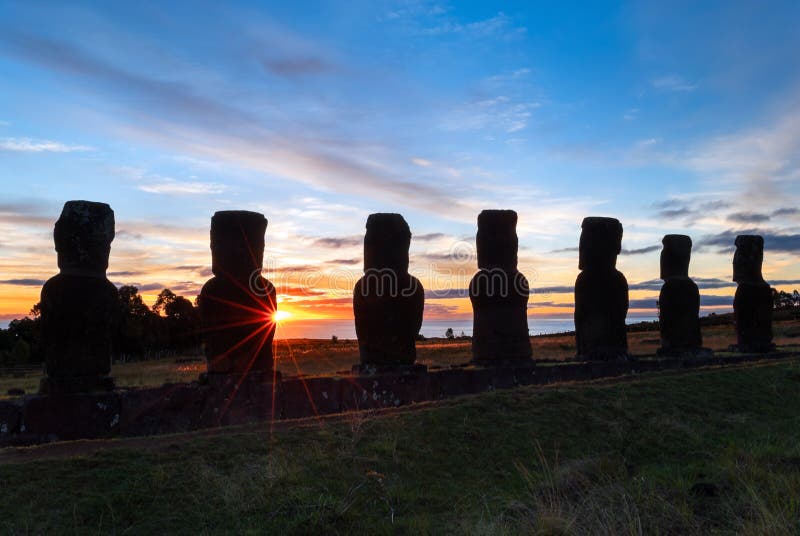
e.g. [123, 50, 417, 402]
[38, 200, 774, 393]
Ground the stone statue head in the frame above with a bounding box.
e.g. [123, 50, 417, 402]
[476, 209, 518, 272]
[578, 217, 623, 271]
[54, 200, 115, 276]
[733, 235, 764, 283]
[660, 234, 692, 280]
[363, 213, 411, 273]
[210, 211, 267, 279]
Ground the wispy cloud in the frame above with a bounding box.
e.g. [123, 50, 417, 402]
[620, 245, 660, 255]
[727, 211, 771, 223]
[137, 179, 227, 195]
[440, 95, 540, 133]
[417, 12, 526, 38]
[683, 100, 800, 199]
[697, 228, 800, 254]
[0, 278, 46, 286]
[0, 137, 92, 152]
[312, 236, 362, 248]
[1, 29, 483, 219]
[653, 198, 732, 223]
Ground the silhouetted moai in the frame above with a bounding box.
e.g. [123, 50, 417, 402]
[353, 214, 424, 372]
[574, 217, 629, 360]
[40, 201, 119, 393]
[198, 211, 277, 376]
[731, 235, 774, 353]
[657, 235, 709, 357]
[469, 210, 532, 365]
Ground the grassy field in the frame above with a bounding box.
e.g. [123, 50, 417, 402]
[1, 320, 799, 397]
[2, 360, 800, 534]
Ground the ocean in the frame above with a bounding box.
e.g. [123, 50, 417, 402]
[1, 315, 668, 339]
[272, 315, 660, 340]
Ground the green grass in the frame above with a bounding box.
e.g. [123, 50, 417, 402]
[3, 361, 800, 534]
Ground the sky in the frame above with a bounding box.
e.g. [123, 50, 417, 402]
[1, 0, 799, 329]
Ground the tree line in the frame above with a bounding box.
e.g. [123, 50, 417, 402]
[0, 286, 201, 366]
[1, 287, 799, 366]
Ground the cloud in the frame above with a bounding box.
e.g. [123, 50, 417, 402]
[773, 279, 800, 286]
[629, 294, 732, 309]
[727, 211, 771, 223]
[325, 258, 360, 265]
[173, 265, 213, 277]
[533, 285, 573, 295]
[415, 232, 446, 241]
[697, 228, 800, 254]
[531, 300, 572, 308]
[277, 285, 327, 297]
[411, 158, 432, 167]
[423, 303, 461, 317]
[441, 95, 540, 133]
[113, 282, 165, 292]
[116, 230, 144, 240]
[137, 179, 227, 195]
[773, 207, 799, 217]
[0, 137, 92, 152]
[549, 244, 658, 257]
[621, 245, 660, 255]
[312, 236, 362, 248]
[628, 277, 736, 291]
[425, 288, 469, 299]
[651, 75, 697, 92]
[269, 264, 320, 274]
[699, 295, 734, 307]
[0, 278, 45, 286]
[653, 198, 733, 222]
[418, 12, 525, 38]
[683, 102, 800, 198]
[0, 200, 56, 227]
[694, 277, 736, 289]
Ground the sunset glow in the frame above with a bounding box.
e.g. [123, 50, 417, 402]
[272, 310, 292, 323]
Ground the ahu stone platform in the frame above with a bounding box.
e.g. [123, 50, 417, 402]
[1, 349, 797, 446]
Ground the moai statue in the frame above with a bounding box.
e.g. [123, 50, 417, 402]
[657, 235, 709, 357]
[40, 201, 119, 393]
[469, 210, 532, 366]
[353, 213, 424, 373]
[731, 235, 774, 353]
[574, 217, 629, 360]
[198, 211, 277, 376]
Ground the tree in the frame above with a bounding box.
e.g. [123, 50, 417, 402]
[5, 316, 42, 363]
[445, 328, 454, 339]
[772, 289, 799, 311]
[116, 285, 161, 358]
[152, 289, 178, 316]
[119, 285, 152, 318]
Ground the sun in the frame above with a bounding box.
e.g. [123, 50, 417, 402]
[272, 310, 292, 323]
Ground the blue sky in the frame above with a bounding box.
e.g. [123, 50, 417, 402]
[1, 0, 799, 322]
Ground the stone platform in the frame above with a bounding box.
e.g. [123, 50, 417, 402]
[1, 350, 797, 446]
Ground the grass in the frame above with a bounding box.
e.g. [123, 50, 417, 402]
[2, 360, 800, 534]
[2, 320, 798, 398]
